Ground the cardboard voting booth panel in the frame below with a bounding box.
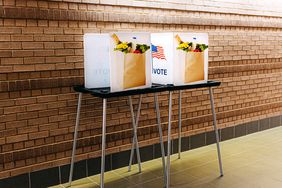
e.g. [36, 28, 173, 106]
[151, 33, 174, 85]
[84, 33, 110, 88]
[109, 33, 152, 92]
[84, 32, 207, 90]
[174, 33, 208, 85]
[151, 32, 208, 86]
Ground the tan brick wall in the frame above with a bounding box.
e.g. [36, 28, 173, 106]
[0, 0, 282, 178]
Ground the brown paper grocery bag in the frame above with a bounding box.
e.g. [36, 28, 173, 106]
[185, 52, 204, 83]
[123, 53, 146, 89]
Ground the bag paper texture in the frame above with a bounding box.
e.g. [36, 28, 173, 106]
[123, 53, 146, 89]
[185, 52, 204, 83]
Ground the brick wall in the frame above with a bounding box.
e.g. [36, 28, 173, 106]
[0, 0, 282, 179]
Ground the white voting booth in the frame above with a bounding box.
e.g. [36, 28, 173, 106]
[151, 32, 209, 85]
[76, 32, 222, 188]
[83, 32, 165, 188]
[84, 32, 151, 92]
[84, 32, 208, 89]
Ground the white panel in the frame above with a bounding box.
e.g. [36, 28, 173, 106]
[84, 33, 110, 88]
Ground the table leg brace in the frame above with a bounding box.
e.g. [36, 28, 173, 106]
[154, 93, 167, 182]
[208, 87, 224, 177]
[128, 95, 142, 172]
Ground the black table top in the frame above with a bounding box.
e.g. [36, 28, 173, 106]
[73, 80, 221, 98]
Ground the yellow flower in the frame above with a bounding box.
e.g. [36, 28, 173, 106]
[117, 42, 128, 50]
[179, 42, 189, 49]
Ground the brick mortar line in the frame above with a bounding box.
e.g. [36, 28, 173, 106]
[0, 70, 83, 81]
[209, 58, 282, 67]
[211, 69, 282, 79]
[1, 6, 282, 28]
[209, 62, 282, 73]
[0, 76, 83, 92]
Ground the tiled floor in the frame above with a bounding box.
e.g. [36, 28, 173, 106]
[50, 126, 282, 188]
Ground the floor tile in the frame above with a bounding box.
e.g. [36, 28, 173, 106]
[89, 171, 136, 188]
[135, 177, 165, 188]
[61, 178, 97, 188]
[50, 126, 282, 188]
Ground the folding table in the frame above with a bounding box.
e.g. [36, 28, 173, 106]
[69, 84, 170, 188]
[68, 81, 223, 188]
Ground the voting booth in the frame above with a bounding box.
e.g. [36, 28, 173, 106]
[84, 33, 152, 92]
[76, 32, 222, 188]
[84, 32, 208, 89]
[151, 32, 209, 85]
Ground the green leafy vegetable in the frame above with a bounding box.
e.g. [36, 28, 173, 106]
[136, 44, 150, 53]
[196, 44, 208, 52]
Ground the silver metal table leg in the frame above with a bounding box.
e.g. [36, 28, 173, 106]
[128, 95, 142, 173]
[154, 93, 167, 182]
[178, 90, 182, 159]
[100, 98, 107, 188]
[208, 87, 224, 177]
[166, 91, 173, 188]
[68, 92, 82, 186]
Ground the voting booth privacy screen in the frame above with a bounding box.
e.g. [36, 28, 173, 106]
[151, 32, 208, 85]
[84, 33, 110, 88]
[84, 32, 208, 90]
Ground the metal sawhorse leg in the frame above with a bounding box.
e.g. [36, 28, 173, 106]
[166, 87, 223, 188]
[128, 94, 167, 179]
[68, 93, 108, 188]
[68, 92, 82, 187]
[208, 87, 223, 177]
[128, 95, 142, 172]
[69, 92, 168, 187]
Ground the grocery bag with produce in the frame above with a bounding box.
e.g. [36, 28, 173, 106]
[174, 33, 208, 85]
[110, 33, 151, 92]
